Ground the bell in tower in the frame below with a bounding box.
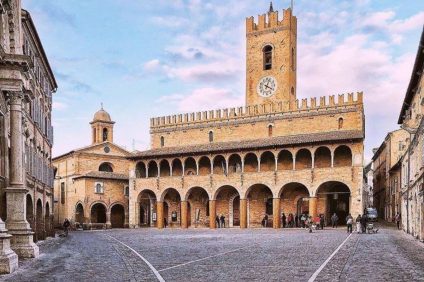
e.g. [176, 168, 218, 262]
[90, 104, 115, 144]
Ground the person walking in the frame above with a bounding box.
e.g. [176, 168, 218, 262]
[282, 213, 287, 228]
[216, 215, 220, 228]
[331, 213, 338, 228]
[346, 213, 353, 233]
[295, 214, 299, 228]
[355, 214, 362, 233]
[263, 214, 268, 227]
[63, 218, 70, 237]
[360, 213, 367, 233]
[319, 214, 325, 230]
[220, 214, 225, 228]
[395, 212, 401, 230]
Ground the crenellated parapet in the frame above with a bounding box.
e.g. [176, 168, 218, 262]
[246, 8, 296, 35]
[150, 92, 363, 128]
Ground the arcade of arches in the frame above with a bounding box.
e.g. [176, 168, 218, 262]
[133, 181, 352, 229]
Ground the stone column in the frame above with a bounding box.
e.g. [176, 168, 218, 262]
[5, 92, 39, 258]
[106, 212, 111, 229]
[157, 201, 164, 229]
[240, 198, 247, 229]
[0, 220, 18, 274]
[181, 201, 188, 228]
[273, 198, 281, 229]
[209, 200, 216, 229]
[309, 197, 318, 218]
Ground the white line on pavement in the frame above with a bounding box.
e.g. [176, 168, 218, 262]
[308, 233, 352, 282]
[106, 235, 165, 282]
[158, 245, 251, 272]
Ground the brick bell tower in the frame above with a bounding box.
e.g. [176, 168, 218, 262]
[90, 104, 115, 144]
[245, 2, 297, 107]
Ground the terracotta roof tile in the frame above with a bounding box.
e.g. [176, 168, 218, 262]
[130, 130, 363, 159]
[74, 171, 129, 180]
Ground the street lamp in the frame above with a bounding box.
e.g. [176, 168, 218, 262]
[400, 124, 417, 234]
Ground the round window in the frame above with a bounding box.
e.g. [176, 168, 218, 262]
[104, 146, 110, 153]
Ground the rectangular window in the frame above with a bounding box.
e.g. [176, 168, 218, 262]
[124, 186, 129, 196]
[60, 182, 65, 204]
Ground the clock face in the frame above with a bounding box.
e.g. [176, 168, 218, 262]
[257, 76, 277, 98]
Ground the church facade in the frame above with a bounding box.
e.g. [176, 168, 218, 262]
[127, 6, 365, 229]
[52, 108, 131, 230]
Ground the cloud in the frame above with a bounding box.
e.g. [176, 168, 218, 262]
[52, 101, 68, 111]
[150, 16, 189, 28]
[157, 87, 243, 112]
[143, 59, 161, 72]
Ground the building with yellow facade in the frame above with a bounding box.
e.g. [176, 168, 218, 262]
[127, 5, 365, 229]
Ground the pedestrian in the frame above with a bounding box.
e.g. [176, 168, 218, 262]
[319, 214, 325, 230]
[264, 214, 268, 228]
[395, 212, 401, 230]
[216, 215, 220, 228]
[331, 213, 338, 228]
[355, 214, 362, 233]
[220, 214, 225, 228]
[295, 214, 299, 228]
[307, 216, 313, 233]
[360, 213, 367, 233]
[282, 213, 287, 228]
[164, 218, 167, 228]
[301, 214, 306, 228]
[63, 218, 70, 237]
[346, 213, 353, 233]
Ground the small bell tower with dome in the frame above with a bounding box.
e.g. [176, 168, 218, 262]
[90, 104, 115, 144]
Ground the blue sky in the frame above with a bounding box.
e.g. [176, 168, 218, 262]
[23, 0, 424, 161]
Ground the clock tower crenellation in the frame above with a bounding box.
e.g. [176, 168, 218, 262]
[246, 4, 297, 107]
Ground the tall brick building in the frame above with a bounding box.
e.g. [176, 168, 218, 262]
[128, 4, 365, 229]
[0, 0, 57, 273]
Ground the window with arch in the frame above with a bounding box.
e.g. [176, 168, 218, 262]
[95, 182, 104, 194]
[160, 136, 165, 147]
[99, 162, 113, 172]
[263, 45, 273, 70]
[268, 124, 273, 137]
[209, 131, 214, 142]
[102, 128, 108, 141]
[124, 186, 129, 196]
[338, 117, 344, 129]
[291, 87, 295, 96]
[93, 128, 96, 141]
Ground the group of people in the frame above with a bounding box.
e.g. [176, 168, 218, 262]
[215, 214, 226, 228]
[281, 213, 299, 228]
[346, 213, 368, 233]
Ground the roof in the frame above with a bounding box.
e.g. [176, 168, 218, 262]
[52, 141, 131, 161]
[398, 26, 424, 124]
[130, 130, 364, 159]
[73, 171, 128, 181]
[92, 107, 112, 123]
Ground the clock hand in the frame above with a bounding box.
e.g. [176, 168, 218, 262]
[264, 85, 274, 91]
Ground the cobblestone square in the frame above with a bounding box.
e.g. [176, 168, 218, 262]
[2, 226, 424, 281]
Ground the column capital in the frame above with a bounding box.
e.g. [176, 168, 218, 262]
[5, 91, 23, 105]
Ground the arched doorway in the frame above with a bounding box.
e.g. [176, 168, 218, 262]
[161, 188, 181, 228]
[246, 184, 273, 227]
[316, 181, 351, 224]
[45, 202, 51, 237]
[111, 204, 125, 228]
[91, 203, 107, 224]
[279, 183, 310, 224]
[137, 189, 157, 227]
[214, 186, 240, 228]
[26, 194, 34, 232]
[186, 187, 209, 227]
[75, 203, 85, 225]
[36, 199, 44, 241]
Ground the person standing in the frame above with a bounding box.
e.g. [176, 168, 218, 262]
[63, 218, 70, 237]
[300, 214, 306, 228]
[355, 215, 362, 233]
[295, 214, 299, 228]
[319, 214, 325, 230]
[346, 213, 353, 233]
[263, 214, 268, 228]
[331, 213, 338, 228]
[220, 214, 225, 228]
[216, 215, 220, 228]
[395, 212, 401, 230]
[282, 213, 287, 228]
